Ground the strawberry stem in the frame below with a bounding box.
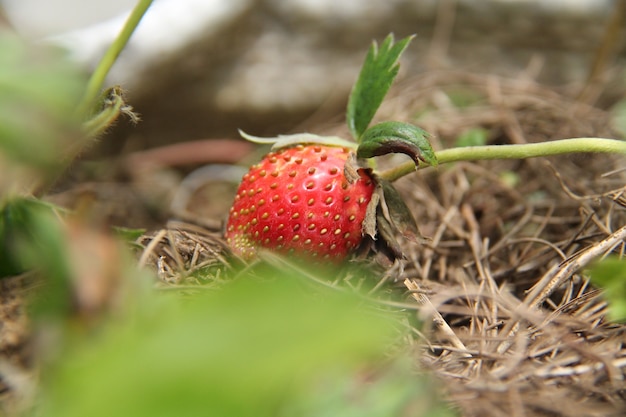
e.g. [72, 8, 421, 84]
[378, 137, 626, 182]
[76, 0, 154, 117]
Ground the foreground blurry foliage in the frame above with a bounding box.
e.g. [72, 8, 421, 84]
[0, 35, 85, 195]
[589, 256, 626, 323]
[37, 275, 452, 417]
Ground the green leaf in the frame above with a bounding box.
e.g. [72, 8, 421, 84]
[357, 121, 438, 167]
[0, 198, 74, 316]
[587, 256, 626, 322]
[112, 226, 146, 243]
[0, 34, 88, 195]
[499, 171, 520, 188]
[455, 127, 488, 147]
[38, 276, 398, 417]
[280, 357, 456, 417]
[611, 99, 626, 138]
[347, 34, 414, 140]
[1, 198, 61, 277]
[0, 35, 86, 170]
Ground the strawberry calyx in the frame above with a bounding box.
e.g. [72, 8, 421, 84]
[360, 176, 429, 263]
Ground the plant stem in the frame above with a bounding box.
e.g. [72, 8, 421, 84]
[76, 0, 154, 116]
[379, 138, 626, 182]
[81, 87, 126, 138]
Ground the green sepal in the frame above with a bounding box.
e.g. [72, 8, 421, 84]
[357, 121, 438, 167]
[239, 130, 357, 151]
[347, 34, 414, 141]
[374, 211, 405, 260]
[378, 179, 423, 243]
[361, 178, 427, 263]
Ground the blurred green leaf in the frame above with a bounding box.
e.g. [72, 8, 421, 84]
[611, 99, 626, 138]
[455, 128, 488, 148]
[280, 357, 456, 417]
[112, 226, 146, 243]
[0, 199, 67, 275]
[0, 197, 74, 311]
[588, 256, 626, 322]
[37, 274, 403, 417]
[347, 34, 414, 141]
[0, 34, 87, 183]
[445, 86, 485, 109]
[498, 171, 520, 188]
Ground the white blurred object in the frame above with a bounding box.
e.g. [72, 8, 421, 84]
[2, 0, 253, 84]
[2, 0, 134, 37]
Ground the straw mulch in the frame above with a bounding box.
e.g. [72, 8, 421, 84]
[138, 71, 626, 416]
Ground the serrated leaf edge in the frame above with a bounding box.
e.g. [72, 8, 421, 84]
[346, 34, 415, 141]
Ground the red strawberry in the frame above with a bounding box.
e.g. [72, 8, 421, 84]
[225, 144, 375, 262]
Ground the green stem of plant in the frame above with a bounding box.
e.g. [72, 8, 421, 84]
[81, 88, 125, 138]
[379, 138, 626, 182]
[76, 0, 154, 117]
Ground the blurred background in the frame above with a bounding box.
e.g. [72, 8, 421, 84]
[1, 0, 622, 155]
